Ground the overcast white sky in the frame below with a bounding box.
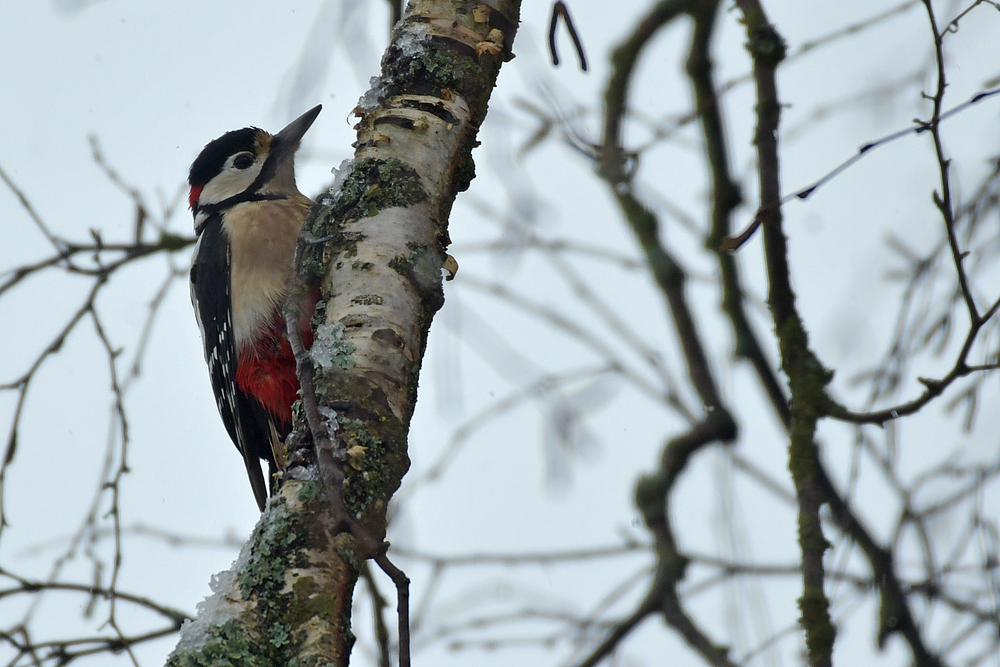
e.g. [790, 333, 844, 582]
[1, 1, 999, 665]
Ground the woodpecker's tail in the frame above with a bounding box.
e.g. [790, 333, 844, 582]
[243, 451, 269, 512]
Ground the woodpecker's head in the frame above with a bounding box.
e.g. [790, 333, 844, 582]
[188, 105, 322, 228]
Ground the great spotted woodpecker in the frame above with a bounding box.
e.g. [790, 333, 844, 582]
[189, 106, 321, 511]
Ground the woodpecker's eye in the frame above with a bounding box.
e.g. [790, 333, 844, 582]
[233, 153, 254, 170]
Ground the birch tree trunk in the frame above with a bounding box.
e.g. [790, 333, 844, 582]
[167, 1, 521, 664]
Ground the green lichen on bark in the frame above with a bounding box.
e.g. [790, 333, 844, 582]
[215, 488, 355, 665]
[236, 498, 309, 661]
[310, 322, 357, 375]
[777, 315, 838, 664]
[238, 505, 299, 610]
[779, 316, 835, 510]
[287, 658, 337, 667]
[338, 418, 393, 523]
[312, 158, 428, 238]
[404, 47, 479, 91]
[799, 586, 837, 663]
[288, 576, 341, 627]
[739, 6, 786, 67]
[297, 362, 411, 536]
[168, 489, 346, 667]
[381, 34, 497, 128]
[297, 157, 428, 284]
[310, 299, 329, 332]
[297, 479, 319, 503]
[166, 619, 273, 667]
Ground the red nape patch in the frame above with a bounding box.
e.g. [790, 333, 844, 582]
[188, 185, 203, 210]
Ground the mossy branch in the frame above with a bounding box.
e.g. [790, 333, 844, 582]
[733, 2, 836, 666]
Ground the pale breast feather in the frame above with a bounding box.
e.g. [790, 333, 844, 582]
[222, 197, 311, 348]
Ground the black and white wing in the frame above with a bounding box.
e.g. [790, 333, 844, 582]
[190, 215, 270, 511]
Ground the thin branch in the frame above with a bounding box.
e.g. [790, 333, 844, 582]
[0, 567, 189, 623]
[0, 164, 66, 253]
[923, 0, 978, 324]
[459, 275, 683, 413]
[734, 2, 837, 665]
[89, 135, 148, 246]
[723, 85, 1000, 251]
[815, 465, 946, 666]
[573, 596, 657, 667]
[451, 237, 644, 270]
[686, 0, 791, 428]
[362, 562, 393, 667]
[548, 1, 589, 71]
[397, 365, 617, 500]
[629, 0, 922, 155]
[580, 2, 742, 666]
[0, 276, 106, 535]
[394, 542, 648, 567]
[830, 282, 1000, 427]
[943, 0, 1000, 34]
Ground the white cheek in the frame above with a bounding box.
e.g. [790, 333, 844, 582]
[199, 164, 263, 205]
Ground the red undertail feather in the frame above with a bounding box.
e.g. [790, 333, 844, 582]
[237, 339, 299, 426]
[235, 288, 319, 426]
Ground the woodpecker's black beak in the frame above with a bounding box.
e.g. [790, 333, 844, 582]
[271, 105, 322, 159]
